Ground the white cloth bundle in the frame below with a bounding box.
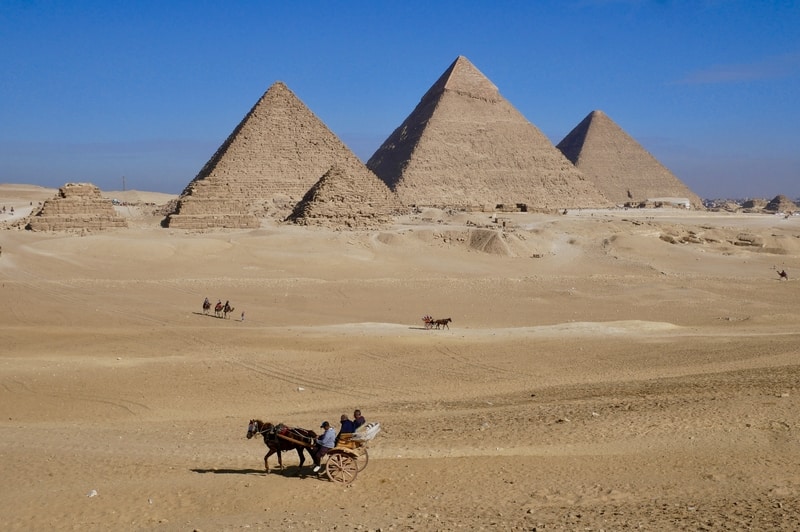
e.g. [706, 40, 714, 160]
[351, 422, 381, 442]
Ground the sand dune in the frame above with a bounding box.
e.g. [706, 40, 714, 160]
[1, 185, 798, 530]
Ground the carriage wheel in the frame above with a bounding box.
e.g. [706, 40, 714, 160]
[325, 451, 358, 484]
[355, 448, 369, 471]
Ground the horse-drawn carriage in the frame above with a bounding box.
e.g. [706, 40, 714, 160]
[422, 315, 451, 329]
[247, 419, 381, 484]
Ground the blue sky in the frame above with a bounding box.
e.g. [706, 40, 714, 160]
[1, 1, 798, 199]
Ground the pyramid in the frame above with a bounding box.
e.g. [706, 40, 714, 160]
[367, 56, 610, 211]
[764, 195, 797, 213]
[286, 165, 402, 228]
[165, 82, 375, 229]
[556, 110, 702, 208]
[26, 182, 127, 232]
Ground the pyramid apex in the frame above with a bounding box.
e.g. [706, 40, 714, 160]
[420, 55, 499, 103]
[265, 81, 292, 94]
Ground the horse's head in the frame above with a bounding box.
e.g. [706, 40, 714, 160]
[246, 419, 258, 439]
[247, 419, 273, 439]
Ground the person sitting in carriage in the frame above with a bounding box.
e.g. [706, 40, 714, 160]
[336, 414, 356, 444]
[353, 409, 366, 430]
[312, 421, 336, 473]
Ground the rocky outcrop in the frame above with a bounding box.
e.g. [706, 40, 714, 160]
[26, 183, 127, 232]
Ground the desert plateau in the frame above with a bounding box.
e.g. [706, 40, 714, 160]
[1, 183, 799, 530]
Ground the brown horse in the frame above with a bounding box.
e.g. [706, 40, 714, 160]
[433, 318, 452, 329]
[246, 419, 317, 472]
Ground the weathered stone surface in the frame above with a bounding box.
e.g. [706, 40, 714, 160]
[557, 110, 702, 208]
[764, 195, 797, 213]
[742, 198, 768, 211]
[286, 165, 402, 229]
[367, 56, 610, 212]
[26, 183, 127, 232]
[164, 82, 373, 229]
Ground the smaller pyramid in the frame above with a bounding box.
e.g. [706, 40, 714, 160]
[286, 165, 402, 229]
[26, 183, 127, 232]
[764, 195, 798, 213]
[556, 110, 702, 207]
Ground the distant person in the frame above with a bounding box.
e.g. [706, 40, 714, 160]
[241, 311, 245, 321]
[778, 269, 788, 280]
[353, 409, 366, 430]
[312, 421, 336, 473]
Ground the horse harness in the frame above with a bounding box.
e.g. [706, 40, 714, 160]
[250, 421, 314, 446]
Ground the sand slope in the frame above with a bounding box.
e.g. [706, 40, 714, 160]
[1, 185, 799, 530]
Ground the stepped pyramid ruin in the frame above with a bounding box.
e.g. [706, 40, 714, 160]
[26, 182, 127, 232]
[764, 195, 797, 213]
[165, 82, 376, 229]
[556, 110, 702, 208]
[286, 165, 402, 228]
[367, 56, 610, 211]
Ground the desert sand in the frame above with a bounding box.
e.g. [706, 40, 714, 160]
[1, 184, 799, 531]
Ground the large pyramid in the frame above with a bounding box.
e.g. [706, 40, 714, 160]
[367, 56, 610, 211]
[556, 110, 702, 208]
[165, 82, 375, 229]
[286, 165, 402, 229]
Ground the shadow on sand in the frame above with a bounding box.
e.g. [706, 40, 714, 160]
[191, 311, 224, 319]
[192, 465, 314, 477]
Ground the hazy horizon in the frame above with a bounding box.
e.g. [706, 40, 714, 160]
[1, 1, 798, 199]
